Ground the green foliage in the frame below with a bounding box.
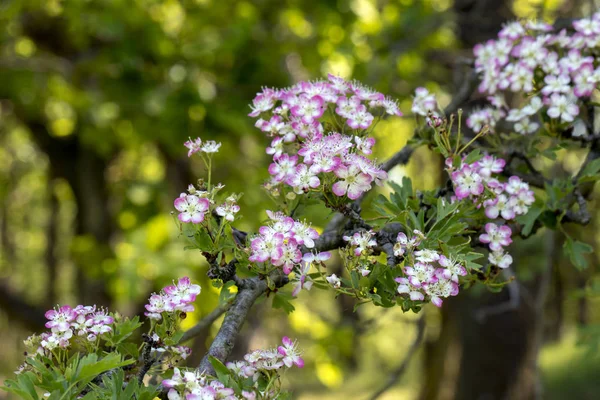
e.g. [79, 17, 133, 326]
[3, 354, 134, 399]
[563, 236, 594, 271]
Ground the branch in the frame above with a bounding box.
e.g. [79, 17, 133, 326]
[180, 301, 233, 343]
[444, 68, 479, 116]
[369, 315, 426, 400]
[474, 268, 520, 323]
[380, 145, 415, 173]
[0, 280, 47, 331]
[197, 275, 273, 373]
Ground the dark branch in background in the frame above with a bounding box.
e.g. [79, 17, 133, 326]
[369, 315, 426, 400]
[443, 68, 478, 116]
[380, 145, 415, 173]
[180, 301, 233, 343]
[474, 267, 520, 322]
[0, 280, 47, 331]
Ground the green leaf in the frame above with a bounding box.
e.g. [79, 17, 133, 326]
[463, 149, 482, 165]
[219, 280, 238, 305]
[578, 158, 600, 180]
[272, 292, 295, 314]
[78, 353, 134, 384]
[563, 237, 593, 270]
[208, 356, 232, 384]
[516, 204, 543, 237]
[107, 316, 142, 346]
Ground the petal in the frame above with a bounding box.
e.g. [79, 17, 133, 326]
[332, 181, 348, 197]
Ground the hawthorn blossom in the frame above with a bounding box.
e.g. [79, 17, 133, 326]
[412, 87, 437, 116]
[174, 194, 210, 224]
[144, 277, 200, 320]
[489, 250, 513, 268]
[451, 165, 484, 199]
[343, 230, 377, 256]
[346, 105, 374, 129]
[438, 256, 468, 282]
[484, 194, 517, 220]
[201, 140, 221, 154]
[423, 273, 459, 307]
[287, 164, 320, 193]
[514, 117, 539, 134]
[405, 262, 437, 288]
[45, 306, 76, 332]
[332, 164, 372, 200]
[292, 261, 313, 297]
[395, 277, 424, 301]
[278, 337, 304, 368]
[184, 138, 202, 157]
[476, 155, 506, 178]
[216, 197, 241, 222]
[479, 223, 513, 252]
[326, 274, 341, 288]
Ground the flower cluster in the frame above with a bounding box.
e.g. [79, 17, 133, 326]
[216, 195, 241, 222]
[145, 277, 201, 320]
[32, 305, 115, 351]
[479, 223, 514, 269]
[447, 154, 534, 268]
[411, 87, 438, 117]
[292, 251, 331, 296]
[394, 243, 467, 307]
[248, 211, 319, 274]
[343, 230, 377, 256]
[184, 137, 222, 157]
[250, 75, 399, 201]
[164, 337, 303, 400]
[473, 15, 600, 134]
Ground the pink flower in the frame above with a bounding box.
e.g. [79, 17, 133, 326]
[547, 94, 579, 123]
[174, 195, 210, 224]
[489, 250, 513, 269]
[423, 273, 459, 307]
[404, 262, 437, 288]
[343, 231, 377, 256]
[346, 105, 374, 129]
[438, 256, 468, 283]
[268, 154, 297, 182]
[248, 91, 276, 117]
[484, 194, 517, 220]
[476, 155, 506, 178]
[216, 198, 241, 222]
[184, 138, 202, 157]
[164, 276, 201, 303]
[479, 223, 512, 252]
[290, 94, 325, 123]
[45, 305, 76, 332]
[278, 337, 304, 368]
[395, 277, 425, 301]
[332, 164, 372, 200]
[355, 136, 375, 155]
[287, 164, 321, 193]
[335, 96, 361, 118]
[292, 261, 314, 297]
[451, 165, 484, 199]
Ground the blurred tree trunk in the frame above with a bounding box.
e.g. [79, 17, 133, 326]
[29, 121, 113, 307]
[417, 2, 562, 399]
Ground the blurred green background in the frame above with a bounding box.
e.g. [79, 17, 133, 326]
[1, 0, 600, 399]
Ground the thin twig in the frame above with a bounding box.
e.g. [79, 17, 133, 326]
[180, 302, 233, 343]
[369, 315, 426, 400]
